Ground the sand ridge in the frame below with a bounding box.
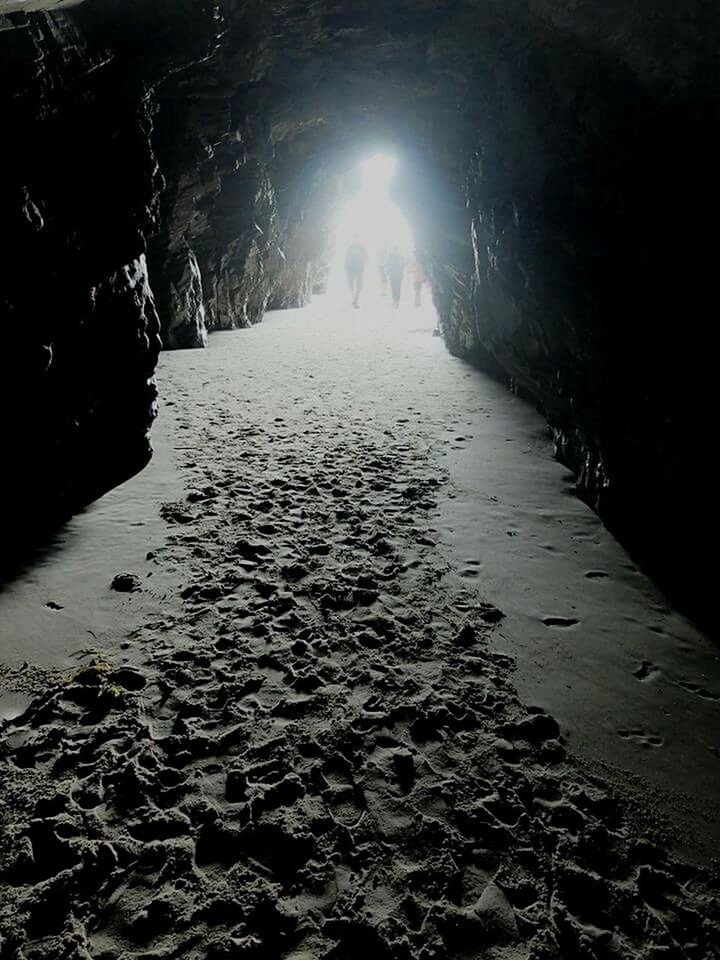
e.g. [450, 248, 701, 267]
[1, 305, 718, 959]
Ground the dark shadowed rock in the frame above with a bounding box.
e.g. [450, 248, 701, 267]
[158, 247, 208, 350]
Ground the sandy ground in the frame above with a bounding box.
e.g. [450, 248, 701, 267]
[434, 366, 720, 865]
[0, 428, 184, 721]
[0, 298, 718, 959]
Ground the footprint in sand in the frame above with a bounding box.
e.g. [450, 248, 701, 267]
[676, 680, 720, 703]
[0, 691, 32, 723]
[618, 728, 665, 748]
[320, 757, 366, 826]
[633, 660, 662, 683]
[460, 558, 482, 578]
[541, 616, 580, 628]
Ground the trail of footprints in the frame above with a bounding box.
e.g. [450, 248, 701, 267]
[1, 386, 719, 959]
[631, 660, 720, 703]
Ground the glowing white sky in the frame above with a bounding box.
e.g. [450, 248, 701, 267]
[328, 154, 415, 297]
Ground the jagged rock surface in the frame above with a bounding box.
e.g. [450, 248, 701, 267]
[0, 8, 165, 545]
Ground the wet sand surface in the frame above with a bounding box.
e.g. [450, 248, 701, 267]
[1, 299, 718, 959]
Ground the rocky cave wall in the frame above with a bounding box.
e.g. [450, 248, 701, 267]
[422, 6, 720, 619]
[1, 0, 718, 620]
[0, 0, 335, 552]
[0, 5, 168, 555]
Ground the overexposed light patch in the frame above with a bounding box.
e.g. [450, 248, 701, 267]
[361, 153, 397, 194]
[328, 153, 414, 300]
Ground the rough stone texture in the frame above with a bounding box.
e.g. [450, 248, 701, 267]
[0, 9, 162, 552]
[1, 0, 718, 617]
[0, 0, 226, 549]
[144, 8, 336, 344]
[154, 247, 208, 351]
[432, 13, 720, 621]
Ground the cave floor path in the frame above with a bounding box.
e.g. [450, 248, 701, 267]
[1, 298, 719, 958]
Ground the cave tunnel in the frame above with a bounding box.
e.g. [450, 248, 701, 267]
[1, 1, 720, 956]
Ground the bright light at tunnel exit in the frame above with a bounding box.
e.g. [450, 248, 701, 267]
[327, 153, 415, 300]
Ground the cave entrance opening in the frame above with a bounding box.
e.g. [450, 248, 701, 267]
[326, 152, 417, 307]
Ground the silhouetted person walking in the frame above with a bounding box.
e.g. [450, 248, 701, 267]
[386, 247, 405, 308]
[345, 235, 368, 308]
[378, 242, 389, 297]
[409, 258, 427, 308]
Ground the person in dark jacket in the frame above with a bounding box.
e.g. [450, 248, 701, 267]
[386, 246, 406, 308]
[345, 235, 368, 308]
